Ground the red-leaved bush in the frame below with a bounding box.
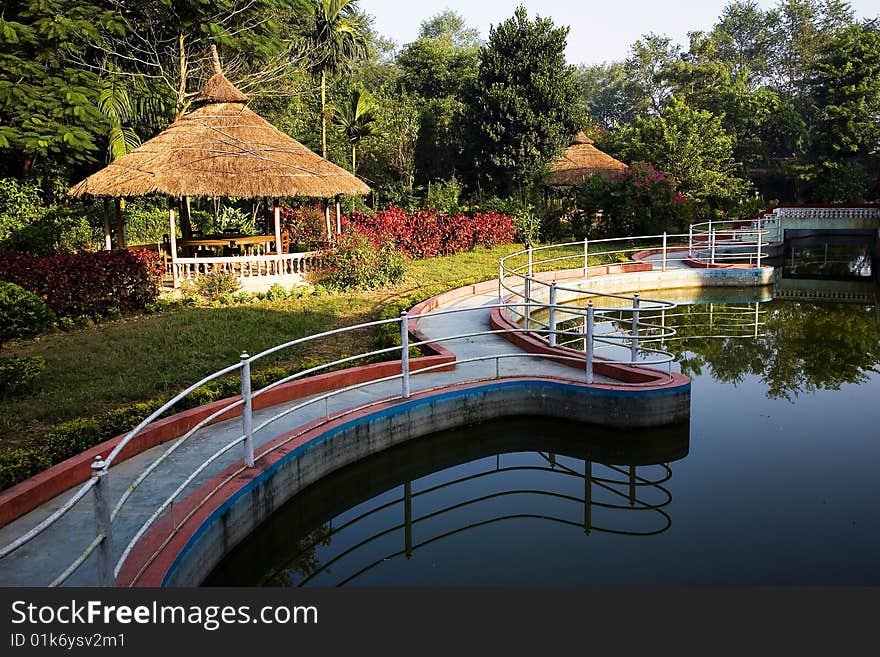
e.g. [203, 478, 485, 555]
[0, 249, 163, 317]
[278, 204, 327, 250]
[341, 207, 515, 259]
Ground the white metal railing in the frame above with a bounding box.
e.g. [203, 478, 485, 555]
[0, 228, 772, 588]
[171, 251, 325, 282]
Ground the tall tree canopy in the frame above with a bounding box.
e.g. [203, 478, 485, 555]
[300, 0, 369, 156]
[467, 5, 584, 195]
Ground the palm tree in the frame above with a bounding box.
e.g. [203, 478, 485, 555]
[333, 87, 378, 174]
[302, 0, 369, 157]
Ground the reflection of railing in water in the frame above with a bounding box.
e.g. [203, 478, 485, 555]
[269, 454, 673, 587]
[530, 302, 766, 354]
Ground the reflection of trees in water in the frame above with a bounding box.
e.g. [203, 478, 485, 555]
[783, 243, 873, 278]
[663, 301, 880, 400]
[263, 524, 333, 586]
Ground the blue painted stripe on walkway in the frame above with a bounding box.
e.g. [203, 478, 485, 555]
[161, 377, 689, 585]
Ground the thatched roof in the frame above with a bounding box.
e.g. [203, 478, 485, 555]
[70, 47, 369, 199]
[546, 132, 627, 186]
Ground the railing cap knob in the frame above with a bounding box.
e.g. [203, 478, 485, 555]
[91, 455, 107, 472]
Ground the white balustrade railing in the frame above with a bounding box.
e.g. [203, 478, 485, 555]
[171, 251, 325, 282]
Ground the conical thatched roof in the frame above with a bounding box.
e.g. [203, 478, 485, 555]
[546, 131, 627, 186]
[70, 47, 369, 199]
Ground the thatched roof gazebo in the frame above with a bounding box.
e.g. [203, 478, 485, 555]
[546, 132, 627, 186]
[70, 46, 369, 287]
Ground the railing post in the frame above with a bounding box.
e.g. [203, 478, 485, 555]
[710, 228, 716, 265]
[527, 247, 533, 278]
[585, 301, 594, 385]
[631, 293, 640, 364]
[91, 456, 114, 587]
[583, 238, 589, 278]
[688, 224, 693, 257]
[662, 232, 667, 272]
[240, 353, 254, 468]
[498, 261, 503, 303]
[548, 282, 558, 347]
[400, 311, 410, 399]
[756, 221, 763, 269]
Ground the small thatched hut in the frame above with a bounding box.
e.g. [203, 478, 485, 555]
[547, 132, 627, 186]
[70, 46, 368, 287]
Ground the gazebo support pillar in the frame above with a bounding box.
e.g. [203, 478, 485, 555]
[273, 205, 283, 266]
[324, 200, 332, 242]
[115, 199, 126, 248]
[169, 206, 178, 288]
[336, 197, 341, 236]
[102, 199, 112, 250]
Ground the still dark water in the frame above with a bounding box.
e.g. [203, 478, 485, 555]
[206, 239, 880, 586]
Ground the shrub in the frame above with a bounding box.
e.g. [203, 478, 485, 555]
[0, 178, 43, 242]
[0, 356, 46, 395]
[576, 162, 690, 238]
[193, 270, 241, 301]
[473, 211, 516, 247]
[0, 249, 163, 317]
[342, 206, 516, 260]
[0, 281, 56, 346]
[323, 230, 406, 289]
[265, 283, 289, 301]
[510, 206, 540, 248]
[279, 204, 327, 251]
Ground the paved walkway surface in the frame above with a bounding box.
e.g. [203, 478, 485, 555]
[0, 286, 617, 586]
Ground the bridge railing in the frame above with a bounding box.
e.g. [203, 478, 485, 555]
[0, 301, 674, 587]
[0, 230, 770, 588]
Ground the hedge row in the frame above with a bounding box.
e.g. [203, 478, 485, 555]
[0, 249, 164, 317]
[341, 207, 516, 259]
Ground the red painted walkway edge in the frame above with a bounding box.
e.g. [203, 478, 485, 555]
[488, 305, 689, 388]
[0, 260, 688, 530]
[118, 375, 630, 587]
[0, 309, 462, 531]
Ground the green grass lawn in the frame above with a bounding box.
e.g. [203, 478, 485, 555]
[0, 244, 523, 449]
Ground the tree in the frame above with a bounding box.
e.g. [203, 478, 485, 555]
[467, 5, 584, 196]
[356, 88, 420, 204]
[770, 0, 855, 101]
[577, 63, 641, 131]
[807, 24, 880, 161]
[301, 0, 369, 157]
[333, 86, 377, 174]
[609, 96, 750, 208]
[0, 0, 124, 173]
[623, 34, 681, 115]
[396, 10, 479, 185]
[417, 10, 481, 47]
[710, 1, 781, 87]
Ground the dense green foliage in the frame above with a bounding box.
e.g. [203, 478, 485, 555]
[0, 0, 877, 249]
[0, 281, 56, 346]
[0, 355, 46, 395]
[323, 229, 406, 289]
[467, 6, 584, 196]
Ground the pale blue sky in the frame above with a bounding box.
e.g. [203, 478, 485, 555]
[362, 0, 880, 65]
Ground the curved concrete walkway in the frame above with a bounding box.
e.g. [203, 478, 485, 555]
[0, 282, 629, 587]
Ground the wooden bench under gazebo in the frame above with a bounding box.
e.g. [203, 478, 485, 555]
[69, 46, 369, 291]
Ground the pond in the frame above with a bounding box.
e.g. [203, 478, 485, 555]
[206, 237, 880, 586]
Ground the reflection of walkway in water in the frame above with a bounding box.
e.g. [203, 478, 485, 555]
[773, 277, 878, 304]
[205, 417, 690, 587]
[290, 457, 672, 587]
